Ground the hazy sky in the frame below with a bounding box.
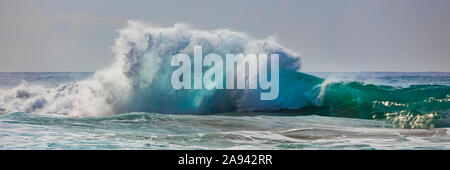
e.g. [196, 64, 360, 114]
[1, 0, 449, 72]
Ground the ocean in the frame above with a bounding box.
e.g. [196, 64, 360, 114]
[0, 72, 449, 149]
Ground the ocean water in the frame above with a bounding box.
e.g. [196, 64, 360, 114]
[0, 72, 449, 150]
[0, 23, 449, 149]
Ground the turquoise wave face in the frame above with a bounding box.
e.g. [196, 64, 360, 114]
[305, 82, 449, 128]
[150, 71, 450, 129]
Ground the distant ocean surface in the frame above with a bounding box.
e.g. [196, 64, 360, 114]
[0, 72, 449, 149]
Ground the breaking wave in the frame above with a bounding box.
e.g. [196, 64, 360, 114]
[0, 21, 448, 128]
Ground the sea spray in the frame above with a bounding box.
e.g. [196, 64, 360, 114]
[170, 46, 280, 100]
[0, 21, 301, 116]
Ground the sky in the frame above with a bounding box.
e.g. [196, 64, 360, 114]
[0, 0, 449, 72]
